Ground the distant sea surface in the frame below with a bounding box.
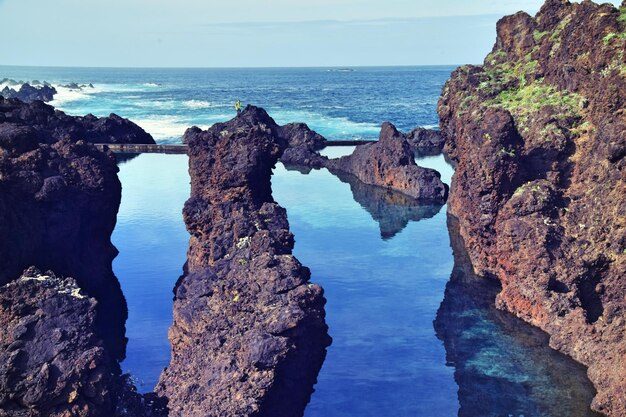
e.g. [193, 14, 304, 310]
[0, 66, 601, 417]
[0, 66, 452, 143]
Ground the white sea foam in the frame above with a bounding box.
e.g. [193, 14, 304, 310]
[143, 83, 162, 87]
[182, 100, 219, 109]
[133, 115, 212, 143]
[50, 85, 94, 108]
[272, 109, 380, 139]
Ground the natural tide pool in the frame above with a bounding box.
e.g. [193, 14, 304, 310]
[112, 152, 600, 417]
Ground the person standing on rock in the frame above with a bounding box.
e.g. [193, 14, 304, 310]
[234, 99, 242, 114]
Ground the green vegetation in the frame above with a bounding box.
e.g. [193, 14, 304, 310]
[619, 7, 626, 24]
[487, 80, 583, 128]
[238, 258, 247, 266]
[533, 30, 548, 42]
[602, 32, 626, 45]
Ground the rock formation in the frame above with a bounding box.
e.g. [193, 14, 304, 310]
[0, 135, 127, 358]
[0, 83, 57, 103]
[325, 122, 448, 203]
[404, 126, 445, 155]
[279, 122, 328, 168]
[0, 96, 155, 145]
[438, 0, 625, 414]
[156, 106, 331, 417]
[0, 267, 167, 417]
[0, 267, 120, 417]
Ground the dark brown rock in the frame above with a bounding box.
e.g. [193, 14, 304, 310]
[156, 105, 330, 417]
[404, 126, 445, 155]
[0, 137, 127, 358]
[0, 96, 155, 145]
[0, 267, 116, 417]
[325, 122, 448, 202]
[0, 83, 57, 103]
[438, 1, 626, 414]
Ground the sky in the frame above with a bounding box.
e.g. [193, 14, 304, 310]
[0, 0, 622, 67]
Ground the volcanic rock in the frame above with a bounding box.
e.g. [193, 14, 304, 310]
[405, 126, 445, 155]
[0, 96, 155, 145]
[0, 83, 57, 103]
[156, 105, 330, 417]
[0, 137, 127, 358]
[325, 122, 448, 202]
[438, 1, 625, 414]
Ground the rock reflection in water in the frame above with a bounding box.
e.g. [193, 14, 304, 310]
[328, 168, 443, 240]
[435, 215, 602, 417]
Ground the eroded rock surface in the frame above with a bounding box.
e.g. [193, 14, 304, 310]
[157, 106, 330, 417]
[326, 122, 448, 202]
[438, 0, 625, 414]
[0, 97, 155, 145]
[0, 136, 127, 357]
[404, 126, 445, 155]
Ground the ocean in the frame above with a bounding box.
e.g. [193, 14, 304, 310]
[0, 66, 600, 416]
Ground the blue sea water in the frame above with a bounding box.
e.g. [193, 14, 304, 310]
[0, 66, 600, 416]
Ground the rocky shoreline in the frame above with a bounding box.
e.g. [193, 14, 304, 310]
[438, 0, 625, 414]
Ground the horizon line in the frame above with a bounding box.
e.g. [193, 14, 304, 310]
[0, 63, 469, 71]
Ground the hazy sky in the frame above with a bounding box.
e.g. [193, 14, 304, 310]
[0, 0, 622, 67]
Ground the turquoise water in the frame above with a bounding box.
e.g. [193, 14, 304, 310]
[0, 66, 600, 416]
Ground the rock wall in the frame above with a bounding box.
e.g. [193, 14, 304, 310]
[156, 106, 330, 417]
[438, 0, 625, 414]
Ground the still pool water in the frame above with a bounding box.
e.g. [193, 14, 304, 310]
[113, 152, 599, 417]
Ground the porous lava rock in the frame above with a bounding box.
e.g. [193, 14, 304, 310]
[438, 1, 626, 414]
[156, 106, 330, 417]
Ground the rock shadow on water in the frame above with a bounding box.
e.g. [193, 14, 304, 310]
[435, 215, 602, 417]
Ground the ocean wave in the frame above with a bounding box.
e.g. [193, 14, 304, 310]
[271, 109, 381, 139]
[133, 115, 213, 143]
[50, 85, 95, 108]
[143, 83, 162, 87]
[182, 100, 221, 109]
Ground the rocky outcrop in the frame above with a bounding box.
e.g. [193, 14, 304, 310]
[0, 134, 127, 358]
[1, 83, 57, 103]
[438, 1, 625, 414]
[404, 126, 445, 155]
[0, 267, 119, 417]
[0, 96, 155, 145]
[0, 267, 167, 417]
[325, 122, 448, 203]
[156, 106, 330, 417]
[329, 168, 443, 239]
[279, 122, 328, 168]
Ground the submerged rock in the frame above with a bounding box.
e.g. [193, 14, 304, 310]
[157, 105, 330, 416]
[325, 122, 448, 203]
[0, 96, 155, 145]
[438, 0, 625, 414]
[434, 217, 603, 417]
